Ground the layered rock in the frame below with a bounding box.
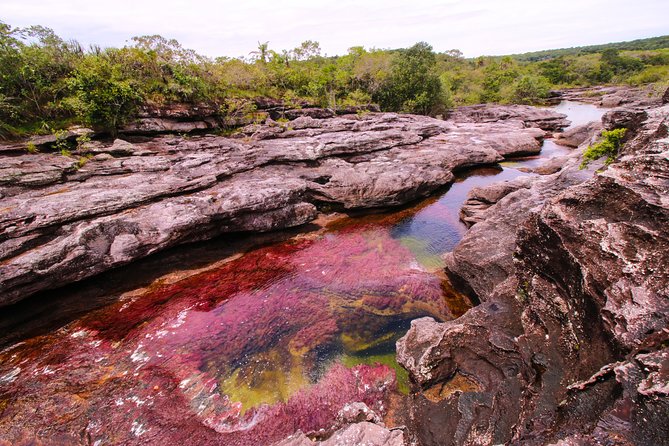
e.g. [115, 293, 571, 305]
[554, 121, 603, 148]
[276, 422, 405, 446]
[118, 100, 381, 135]
[398, 103, 669, 445]
[0, 108, 563, 306]
[447, 104, 570, 131]
[558, 85, 666, 108]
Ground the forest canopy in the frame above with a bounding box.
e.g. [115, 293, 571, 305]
[1, 21, 668, 138]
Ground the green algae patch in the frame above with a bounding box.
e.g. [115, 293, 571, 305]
[219, 351, 309, 413]
[397, 236, 445, 271]
[341, 352, 410, 395]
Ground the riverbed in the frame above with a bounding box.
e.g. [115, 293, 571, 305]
[0, 102, 605, 445]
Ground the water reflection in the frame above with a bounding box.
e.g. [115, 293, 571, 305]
[552, 100, 606, 129]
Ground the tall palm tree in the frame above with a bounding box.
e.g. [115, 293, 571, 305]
[250, 41, 269, 64]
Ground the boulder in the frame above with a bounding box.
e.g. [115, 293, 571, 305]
[602, 107, 648, 131]
[554, 121, 603, 148]
[459, 176, 533, 227]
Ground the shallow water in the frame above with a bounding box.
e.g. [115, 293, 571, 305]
[0, 102, 606, 445]
[552, 100, 606, 129]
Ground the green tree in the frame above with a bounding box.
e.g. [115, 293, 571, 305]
[539, 57, 573, 84]
[66, 54, 142, 135]
[374, 42, 443, 114]
[0, 22, 82, 133]
[250, 41, 270, 64]
[511, 75, 551, 104]
[481, 57, 519, 102]
[601, 49, 644, 75]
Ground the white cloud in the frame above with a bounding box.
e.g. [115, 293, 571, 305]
[2, 0, 668, 57]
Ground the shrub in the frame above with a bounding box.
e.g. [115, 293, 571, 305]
[580, 128, 627, 169]
[66, 55, 142, 135]
[511, 75, 551, 104]
[25, 142, 39, 153]
[374, 42, 443, 114]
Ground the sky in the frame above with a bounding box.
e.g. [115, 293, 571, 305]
[2, 0, 669, 58]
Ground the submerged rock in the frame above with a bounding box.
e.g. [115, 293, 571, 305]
[0, 107, 565, 305]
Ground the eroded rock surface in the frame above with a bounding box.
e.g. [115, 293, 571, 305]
[276, 422, 405, 446]
[398, 103, 669, 445]
[0, 108, 563, 306]
[448, 103, 569, 131]
[554, 121, 603, 148]
[559, 85, 666, 108]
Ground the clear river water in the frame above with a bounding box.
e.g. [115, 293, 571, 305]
[0, 102, 606, 445]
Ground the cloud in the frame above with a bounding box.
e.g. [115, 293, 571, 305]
[2, 0, 668, 57]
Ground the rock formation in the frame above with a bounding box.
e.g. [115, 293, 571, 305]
[0, 108, 564, 306]
[118, 100, 381, 135]
[554, 121, 603, 148]
[447, 104, 570, 131]
[397, 100, 669, 445]
[558, 85, 666, 108]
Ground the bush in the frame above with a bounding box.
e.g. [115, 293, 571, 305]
[580, 128, 626, 169]
[511, 75, 551, 104]
[374, 42, 443, 114]
[66, 55, 142, 135]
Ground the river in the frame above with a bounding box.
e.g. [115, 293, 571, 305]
[0, 101, 605, 445]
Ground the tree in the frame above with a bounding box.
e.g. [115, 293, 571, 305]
[250, 41, 270, 64]
[540, 57, 572, 84]
[600, 49, 644, 76]
[0, 22, 83, 130]
[292, 40, 321, 61]
[480, 58, 518, 103]
[66, 54, 142, 135]
[511, 75, 551, 104]
[374, 42, 443, 114]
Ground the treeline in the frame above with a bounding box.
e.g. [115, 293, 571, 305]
[1, 21, 669, 138]
[511, 35, 669, 62]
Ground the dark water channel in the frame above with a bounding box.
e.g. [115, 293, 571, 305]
[0, 102, 605, 445]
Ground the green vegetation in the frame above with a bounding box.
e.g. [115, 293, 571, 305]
[374, 42, 443, 114]
[580, 128, 627, 169]
[1, 20, 669, 139]
[511, 35, 669, 61]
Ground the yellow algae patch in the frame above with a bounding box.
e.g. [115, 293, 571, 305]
[219, 350, 309, 412]
[397, 236, 445, 271]
[423, 373, 481, 403]
[340, 330, 396, 353]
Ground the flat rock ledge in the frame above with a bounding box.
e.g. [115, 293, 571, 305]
[0, 107, 565, 306]
[397, 101, 669, 445]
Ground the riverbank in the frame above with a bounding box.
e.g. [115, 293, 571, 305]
[1, 89, 668, 445]
[0, 106, 567, 306]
